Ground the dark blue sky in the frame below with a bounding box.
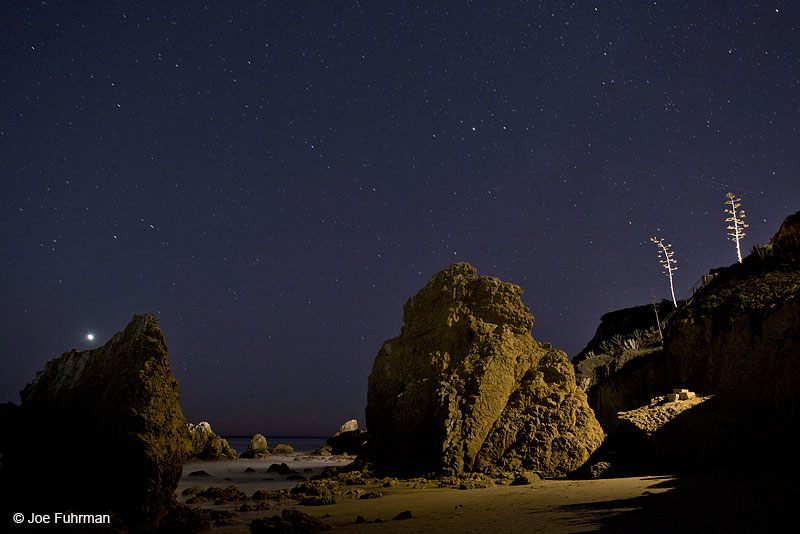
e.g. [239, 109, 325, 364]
[2, 1, 798, 435]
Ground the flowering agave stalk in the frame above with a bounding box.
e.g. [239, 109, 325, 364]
[651, 236, 678, 307]
[725, 192, 748, 263]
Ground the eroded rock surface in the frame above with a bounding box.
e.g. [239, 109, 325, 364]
[327, 419, 368, 455]
[188, 421, 238, 461]
[0, 314, 190, 531]
[770, 210, 800, 266]
[365, 263, 603, 477]
[574, 212, 800, 475]
[240, 433, 270, 459]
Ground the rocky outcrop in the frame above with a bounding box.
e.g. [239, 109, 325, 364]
[770, 210, 800, 266]
[365, 263, 603, 477]
[0, 314, 190, 532]
[575, 348, 676, 430]
[327, 419, 368, 455]
[336, 419, 359, 434]
[187, 421, 238, 461]
[240, 433, 270, 459]
[572, 301, 672, 364]
[664, 281, 800, 422]
[575, 213, 800, 474]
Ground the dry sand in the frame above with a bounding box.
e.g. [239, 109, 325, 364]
[180, 458, 794, 533]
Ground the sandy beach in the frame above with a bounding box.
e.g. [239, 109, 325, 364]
[178, 457, 794, 533]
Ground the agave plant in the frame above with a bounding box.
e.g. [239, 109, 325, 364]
[598, 340, 613, 353]
[623, 338, 639, 350]
[611, 334, 625, 346]
[751, 244, 773, 261]
[586, 350, 596, 359]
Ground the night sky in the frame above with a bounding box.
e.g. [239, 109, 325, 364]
[2, 2, 798, 436]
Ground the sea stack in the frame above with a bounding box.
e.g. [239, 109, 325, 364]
[0, 314, 190, 532]
[365, 263, 604, 477]
[240, 433, 271, 459]
[188, 421, 238, 461]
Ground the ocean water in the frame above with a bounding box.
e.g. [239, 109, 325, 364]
[224, 436, 328, 455]
[180, 436, 352, 495]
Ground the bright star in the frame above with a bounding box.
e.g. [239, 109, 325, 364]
[87, 333, 95, 341]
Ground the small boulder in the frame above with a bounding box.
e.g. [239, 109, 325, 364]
[311, 445, 333, 456]
[240, 433, 270, 459]
[250, 509, 332, 533]
[267, 462, 295, 474]
[393, 510, 413, 521]
[271, 443, 294, 455]
[299, 494, 335, 506]
[336, 419, 359, 435]
[510, 472, 541, 486]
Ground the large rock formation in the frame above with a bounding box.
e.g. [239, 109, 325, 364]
[365, 263, 603, 477]
[188, 421, 238, 461]
[575, 212, 800, 474]
[0, 314, 190, 532]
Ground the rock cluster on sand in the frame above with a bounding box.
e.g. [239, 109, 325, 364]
[0, 314, 190, 531]
[365, 262, 604, 477]
[188, 421, 238, 461]
[250, 510, 332, 533]
[240, 433, 271, 459]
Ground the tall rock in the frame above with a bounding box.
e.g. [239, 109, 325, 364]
[0, 314, 190, 532]
[365, 263, 603, 477]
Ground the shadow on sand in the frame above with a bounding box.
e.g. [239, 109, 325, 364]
[558, 469, 794, 532]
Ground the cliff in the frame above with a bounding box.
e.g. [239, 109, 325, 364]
[575, 211, 800, 473]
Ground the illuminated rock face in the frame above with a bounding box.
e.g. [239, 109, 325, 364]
[0, 314, 190, 532]
[366, 263, 603, 478]
[240, 433, 270, 459]
[188, 421, 238, 461]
